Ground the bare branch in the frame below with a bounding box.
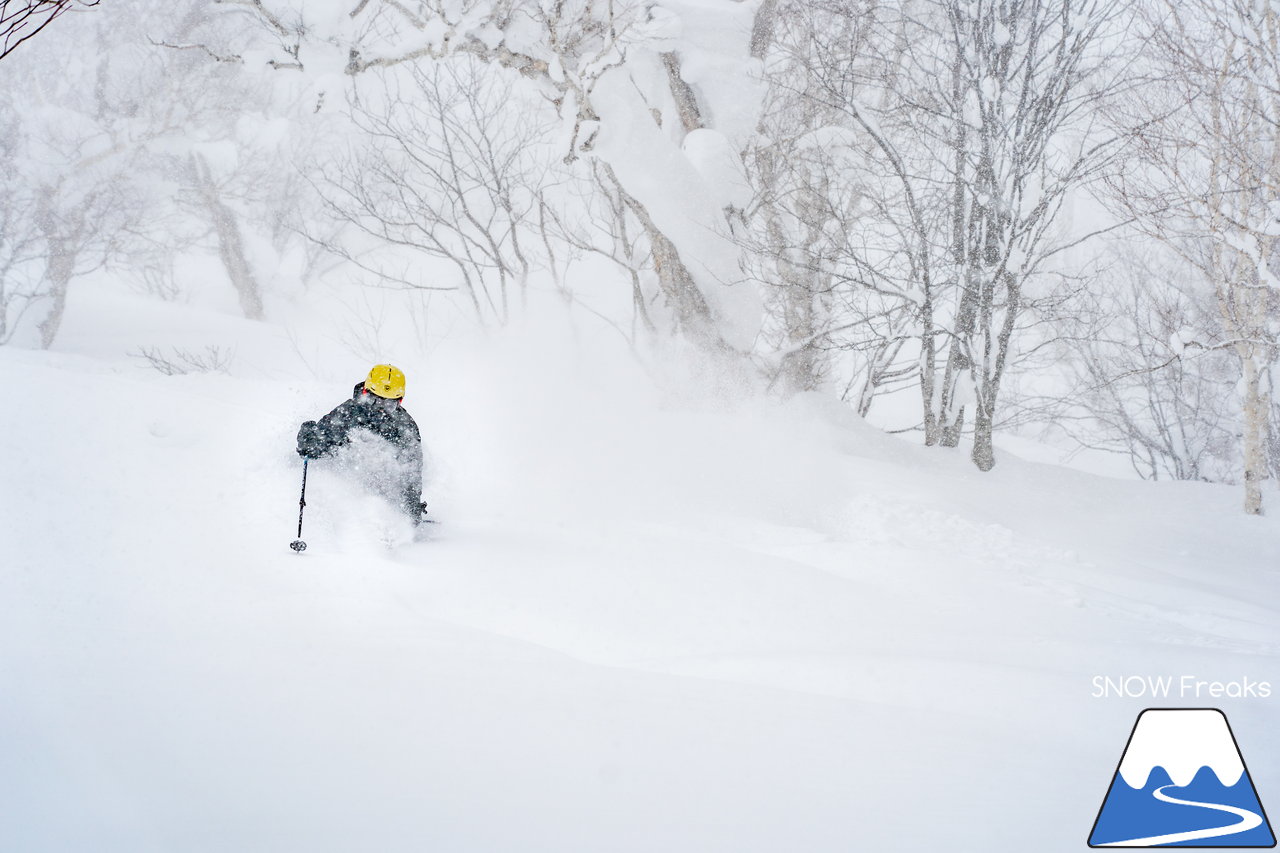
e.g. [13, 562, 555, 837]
[1, 0, 100, 60]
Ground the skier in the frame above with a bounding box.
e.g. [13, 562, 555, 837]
[295, 364, 428, 525]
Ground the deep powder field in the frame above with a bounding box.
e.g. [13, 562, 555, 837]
[3, 0, 1279, 850]
[2, 332, 1277, 851]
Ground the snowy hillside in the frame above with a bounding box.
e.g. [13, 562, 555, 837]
[3, 324, 1278, 852]
[4, 0, 1280, 850]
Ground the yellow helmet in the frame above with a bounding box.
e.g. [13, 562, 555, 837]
[364, 364, 406, 399]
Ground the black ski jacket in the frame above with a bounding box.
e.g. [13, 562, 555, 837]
[296, 382, 424, 517]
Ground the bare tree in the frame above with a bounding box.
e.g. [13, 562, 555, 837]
[188, 152, 266, 320]
[131, 344, 236, 375]
[207, 0, 765, 355]
[0, 187, 45, 344]
[790, 0, 1128, 469]
[1055, 244, 1240, 481]
[152, 5, 306, 322]
[1, 0, 99, 60]
[1107, 0, 1280, 514]
[534, 160, 660, 343]
[32, 178, 112, 348]
[0, 76, 128, 348]
[1, 0, 307, 347]
[314, 58, 550, 326]
[744, 1, 921, 405]
[744, 3, 849, 396]
[137, 3, 332, 323]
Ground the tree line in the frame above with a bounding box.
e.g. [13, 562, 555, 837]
[2, 0, 1276, 512]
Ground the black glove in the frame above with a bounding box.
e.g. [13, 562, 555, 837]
[296, 421, 326, 459]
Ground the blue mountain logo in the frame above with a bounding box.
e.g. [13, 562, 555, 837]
[1089, 708, 1275, 847]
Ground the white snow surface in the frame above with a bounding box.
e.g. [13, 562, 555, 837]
[682, 128, 752, 211]
[2, 297, 1279, 852]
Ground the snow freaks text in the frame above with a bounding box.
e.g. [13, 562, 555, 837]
[1091, 676, 1272, 700]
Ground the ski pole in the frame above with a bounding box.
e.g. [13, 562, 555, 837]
[290, 459, 309, 552]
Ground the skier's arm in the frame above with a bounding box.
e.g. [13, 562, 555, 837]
[296, 403, 355, 459]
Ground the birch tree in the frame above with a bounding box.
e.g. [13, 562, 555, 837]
[0, 32, 138, 348]
[1108, 0, 1280, 514]
[744, 1, 922, 406]
[795, 0, 1124, 468]
[1057, 245, 1239, 481]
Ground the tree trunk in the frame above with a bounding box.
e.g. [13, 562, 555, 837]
[766, 173, 829, 395]
[660, 52, 705, 134]
[34, 187, 81, 350]
[939, 404, 966, 447]
[601, 163, 728, 352]
[1240, 352, 1269, 516]
[937, 273, 978, 447]
[749, 0, 780, 61]
[971, 405, 995, 471]
[37, 247, 75, 350]
[920, 297, 941, 445]
[193, 154, 265, 321]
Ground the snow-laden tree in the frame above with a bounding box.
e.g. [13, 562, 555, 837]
[0, 30, 141, 347]
[0, 106, 50, 344]
[204, 0, 769, 355]
[146, 4, 333, 321]
[1107, 0, 1280, 514]
[745, 1, 858, 397]
[781, 0, 1126, 469]
[1054, 244, 1240, 481]
[0, 0, 314, 347]
[743, 0, 921, 407]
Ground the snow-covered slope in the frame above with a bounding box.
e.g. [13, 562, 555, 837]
[2, 336, 1278, 852]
